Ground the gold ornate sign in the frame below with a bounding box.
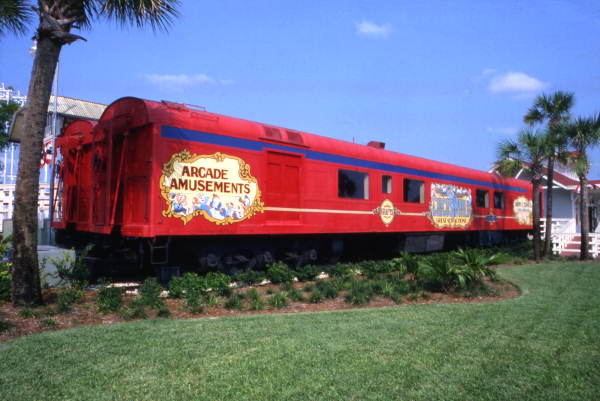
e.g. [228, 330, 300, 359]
[428, 183, 472, 229]
[372, 199, 401, 226]
[160, 150, 264, 225]
[513, 196, 533, 225]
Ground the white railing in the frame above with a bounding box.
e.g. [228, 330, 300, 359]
[541, 218, 576, 236]
[551, 232, 600, 258]
[551, 233, 576, 256]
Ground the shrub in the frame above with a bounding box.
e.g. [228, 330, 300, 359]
[204, 293, 221, 308]
[328, 263, 354, 278]
[375, 280, 395, 298]
[41, 317, 57, 328]
[330, 277, 351, 292]
[168, 272, 208, 304]
[0, 316, 13, 332]
[315, 280, 338, 299]
[139, 278, 165, 309]
[224, 294, 243, 310]
[250, 297, 265, 311]
[398, 251, 420, 274]
[407, 293, 419, 302]
[156, 304, 171, 318]
[308, 290, 323, 304]
[417, 253, 472, 292]
[0, 266, 10, 302]
[95, 280, 123, 314]
[56, 287, 85, 313]
[294, 264, 321, 282]
[19, 308, 38, 318]
[234, 270, 266, 286]
[390, 293, 403, 304]
[0, 235, 12, 302]
[453, 248, 498, 281]
[167, 275, 186, 298]
[268, 293, 288, 309]
[302, 283, 315, 293]
[50, 244, 92, 286]
[204, 272, 231, 295]
[119, 298, 148, 320]
[344, 279, 374, 306]
[185, 294, 205, 314]
[266, 262, 295, 284]
[286, 287, 305, 302]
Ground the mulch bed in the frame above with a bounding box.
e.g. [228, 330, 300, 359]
[0, 276, 519, 342]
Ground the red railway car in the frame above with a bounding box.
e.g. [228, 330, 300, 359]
[53, 97, 533, 271]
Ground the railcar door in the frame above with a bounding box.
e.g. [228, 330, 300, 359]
[265, 152, 301, 222]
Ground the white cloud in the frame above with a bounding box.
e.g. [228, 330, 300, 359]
[143, 73, 232, 91]
[486, 126, 518, 135]
[356, 21, 392, 38]
[488, 72, 549, 94]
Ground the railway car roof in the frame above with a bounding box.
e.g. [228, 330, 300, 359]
[96, 97, 529, 193]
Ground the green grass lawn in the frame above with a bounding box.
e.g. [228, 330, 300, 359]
[1, 262, 599, 401]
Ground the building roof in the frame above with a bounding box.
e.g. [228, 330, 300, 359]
[8, 95, 106, 142]
[490, 160, 599, 191]
[46, 95, 106, 120]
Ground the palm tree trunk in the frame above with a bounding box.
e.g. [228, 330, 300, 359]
[579, 175, 590, 260]
[532, 179, 542, 262]
[11, 36, 62, 306]
[543, 157, 555, 257]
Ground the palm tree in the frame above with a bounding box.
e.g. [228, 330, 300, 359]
[523, 91, 574, 257]
[495, 129, 550, 262]
[2, 0, 180, 306]
[563, 114, 600, 260]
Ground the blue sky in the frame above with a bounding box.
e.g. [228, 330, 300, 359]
[2, 0, 600, 175]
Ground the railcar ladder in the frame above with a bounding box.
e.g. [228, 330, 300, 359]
[149, 237, 171, 265]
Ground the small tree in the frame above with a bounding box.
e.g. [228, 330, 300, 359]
[496, 129, 550, 262]
[563, 114, 600, 260]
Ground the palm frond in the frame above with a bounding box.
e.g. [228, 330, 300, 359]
[523, 91, 574, 127]
[566, 115, 600, 152]
[0, 0, 32, 36]
[97, 0, 180, 31]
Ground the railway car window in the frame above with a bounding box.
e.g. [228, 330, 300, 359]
[403, 179, 424, 203]
[494, 192, 505, 209]
[338, 169, 369, 199]
[382, 175, 392, 194]
[476, 189, 489, 208]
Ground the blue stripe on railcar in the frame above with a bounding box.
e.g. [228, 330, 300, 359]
[161, 125, 527, 193]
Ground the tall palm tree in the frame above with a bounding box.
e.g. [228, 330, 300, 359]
[2, 0, 180, 306]
[495, 129, 550, 262]
[523, 91, 574, 257]
[564, 114, 600, 260]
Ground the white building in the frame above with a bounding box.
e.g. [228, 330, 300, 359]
[1, 83, 106, 227]
[491, 160, 600, 257]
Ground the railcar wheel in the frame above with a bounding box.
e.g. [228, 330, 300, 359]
[301, 248, 318, 265]
[199, 252, 223, 272]
[256, 251, 274, 268]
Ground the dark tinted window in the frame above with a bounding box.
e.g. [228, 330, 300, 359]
[403, 179, 424, 203]
[382, 175, 392, 194]
[494, 192, 505, 209]
[339, 169, 369, 199]
[476, 189, 489, 208]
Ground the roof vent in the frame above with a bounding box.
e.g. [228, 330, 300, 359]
[285, 130, 304, 145]
[262, 126, 282, 140]
[367, 141, 385, 149]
